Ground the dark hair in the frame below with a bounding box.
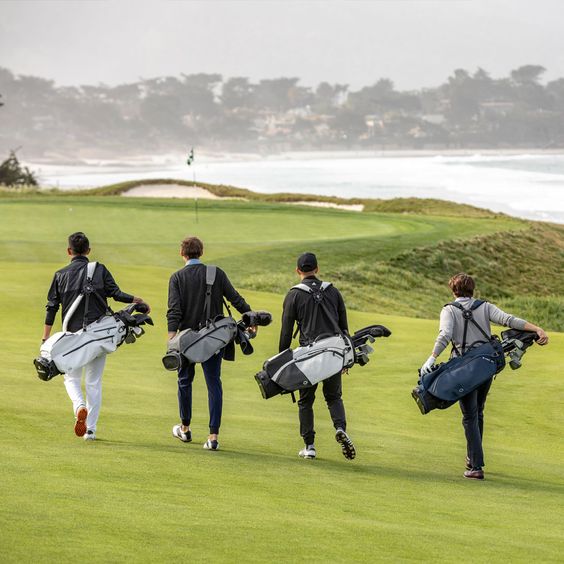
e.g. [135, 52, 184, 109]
[68, 232, 90, 255]
[448, 272, 475, 297]
[181, 236, 204, 259]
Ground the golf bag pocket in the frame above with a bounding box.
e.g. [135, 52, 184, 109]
[162, 350, 183, 371]
[168, 316, 238, 364]
[254, 370, 285, 399]
[411, 384, 455, 415]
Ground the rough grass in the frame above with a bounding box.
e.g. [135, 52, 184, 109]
[389, 223, 564, 330]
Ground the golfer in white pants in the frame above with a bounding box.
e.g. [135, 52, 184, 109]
[42, 232, 148, 440]
[63, 355, 107, 437]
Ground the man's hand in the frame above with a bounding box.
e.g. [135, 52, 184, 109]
[524, 322, 549, 346]
[420, 354, 436, 375]
[133, 297, 151, 313]
[247, 325, 258, 336]
[536, 328, 549, 345]
[167, 331, 177, 341]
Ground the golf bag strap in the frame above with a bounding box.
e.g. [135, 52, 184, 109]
[316, 296, 343, 336]
[61, 262, 97, 332]
[292, 281, 332, 292]
[82, 261, 103, 330]
[62, 264, 88, 332]
[448, 300, 489, 355]
[223, 298, 233, 318]
[293, 281, 342, 339]
[204, 265, 217, 321]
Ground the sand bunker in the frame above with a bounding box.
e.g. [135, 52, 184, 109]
[122, 184, 364, 211]
[289, 201, 364, 212]
[122, 184, 221, 199]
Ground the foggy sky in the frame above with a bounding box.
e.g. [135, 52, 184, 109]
[1, 0, 563, 89]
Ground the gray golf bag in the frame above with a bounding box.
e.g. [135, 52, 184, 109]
[161, 265, 272, 371]
[254, 281, 391, 399]
[34, 262, 153, 381]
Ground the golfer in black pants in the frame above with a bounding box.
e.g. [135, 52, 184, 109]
[458, 378, 492, 474]
[279, 252, 355, 460]
[420, 273, 548, 479]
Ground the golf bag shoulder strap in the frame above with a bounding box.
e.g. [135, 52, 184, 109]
[206, 265, 217, 286]
[204, 265, 217, 322]
[292, 283, 310, 293]
[292, 281, 333, 293]
[81, 261, 106, 330]
[62, 261, 98, 333]
[446, 300, 489, 355]
[292, 280, 341, 338]
[446, 299, 486, 312]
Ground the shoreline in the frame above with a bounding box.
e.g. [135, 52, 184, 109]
[28, 148, 564, 167]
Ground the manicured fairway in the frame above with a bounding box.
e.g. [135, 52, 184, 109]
[1, 196, 562, 562]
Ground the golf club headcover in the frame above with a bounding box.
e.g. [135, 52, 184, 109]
[241, 310, 272, 328]
[127, 302, 150, 314]
[500, 329, 538, 348]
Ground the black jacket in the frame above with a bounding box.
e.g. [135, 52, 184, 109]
[167, 262, 251, 332]
[279, 276, 348, 351]
[45, 256, 134, 332]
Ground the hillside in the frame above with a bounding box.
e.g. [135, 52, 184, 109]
[1, 182, 562, 330]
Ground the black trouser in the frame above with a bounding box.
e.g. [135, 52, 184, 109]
[459, 378, 493, 468]
[298, 372, 346, 445]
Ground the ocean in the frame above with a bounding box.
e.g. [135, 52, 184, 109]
[31, 152, 564, 223]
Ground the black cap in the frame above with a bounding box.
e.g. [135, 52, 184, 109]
[297, 252, 318, 272]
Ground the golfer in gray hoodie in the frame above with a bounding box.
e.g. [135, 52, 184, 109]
[420, 273, 548, 480]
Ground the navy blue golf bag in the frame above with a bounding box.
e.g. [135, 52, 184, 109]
[412, 338, 505, 414]
[412, 299, 539, 415]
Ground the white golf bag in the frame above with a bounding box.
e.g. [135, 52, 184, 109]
[34, 262, 153, 381]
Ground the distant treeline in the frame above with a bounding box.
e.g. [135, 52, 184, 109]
[1, 65, 564, 158]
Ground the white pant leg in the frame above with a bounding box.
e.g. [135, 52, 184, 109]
[84, 354, 107, 432]
[63, 368, 85, 416]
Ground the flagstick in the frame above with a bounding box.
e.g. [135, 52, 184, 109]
[193, 151, 198, 223]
